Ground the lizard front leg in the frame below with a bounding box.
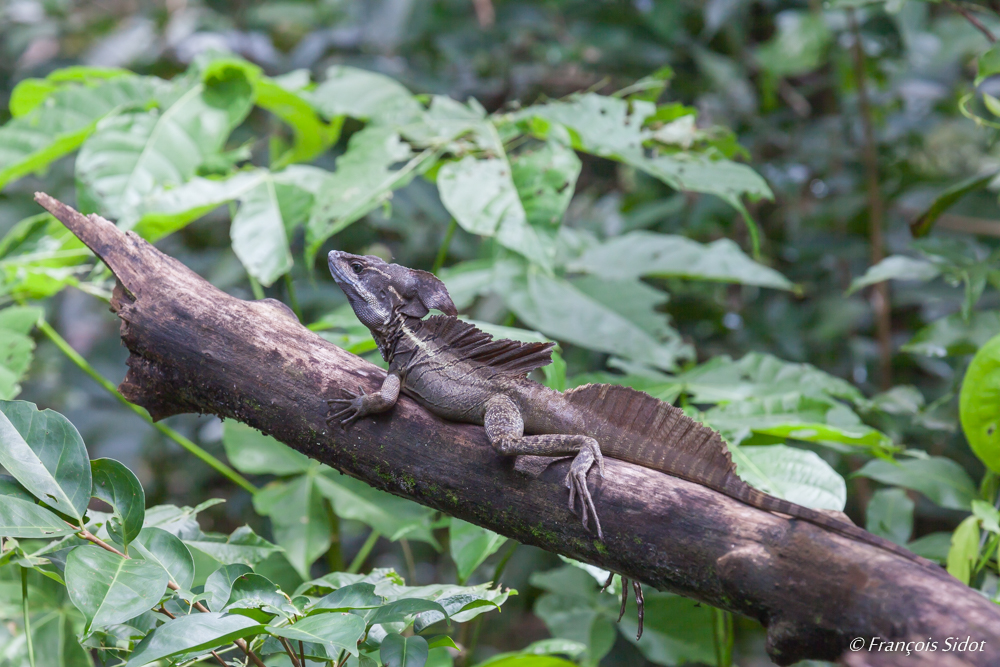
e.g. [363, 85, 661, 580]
[484, 395, 606, 538]
[327, 372, 401, 426]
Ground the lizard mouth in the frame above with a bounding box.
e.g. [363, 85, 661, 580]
[327, 250, 355, 285]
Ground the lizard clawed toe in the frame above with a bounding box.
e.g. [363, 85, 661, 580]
[608, 575, 645, 641]
[325, 386, 369, 427]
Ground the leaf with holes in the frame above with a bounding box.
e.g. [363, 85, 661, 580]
[0, 495, 78, 538]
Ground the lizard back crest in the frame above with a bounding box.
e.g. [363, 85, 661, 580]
[564, 383, 737, 488]
[414, 315, 555, 376]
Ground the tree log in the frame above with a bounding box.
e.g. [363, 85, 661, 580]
[35, 193, 1000, 667]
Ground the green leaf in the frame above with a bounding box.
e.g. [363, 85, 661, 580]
[222, 421, 313, 475]
[977, 44, 1000, 85]
[847, 256, 941, 295]
[618, 590, 715, 666]
[753, 12, 831, 79]
[204, 563, 254, 611]
[438, 155, 554, 269]
[971, 499, 1000, 534]
[907, 532, 952, 563]
[946, 515, 980, 584]
[65, 546, 169, 631]
[0, 495, 77, 538]
[310, 66, 423, 125]
[427, 635, 461, 651]
[91, 458, 144, 549]
[75, 72, 254, 223]
[266, 612, 366, 657]
[306, 126, 432, 263]
[308, 582, 383, 612]
[909, 172, 995, 237]
[184, 525, 282, 569]
[0, 306, 41, 399]
[253, 473, 333, 579]
[732, 444, 846, 510]
[224, 572, 287, 614]
[257, 76, 341, 168]
[368, 598, 449, 626]
[9, 67, 131, 116]
[0, 214, 90, 300]
[503, 270, 691, 371]
[449, 518, 507, 584]
[126, 612, 264, 667]
[131, 526, 196, 590]
[474, 639, 587, 667]
[865, 488, 914, 545]
[0, 400, 92, 522]
[314, 471, 437, 544]
[0, 76, 158, 190]
[474, 657, 578, 667]
[903, 311, 1000, 358]
[568, 231, 792, 289]
[854, 457, 977, 511]
[381, 633, 429, 667]
[960, 334, 1000, 474]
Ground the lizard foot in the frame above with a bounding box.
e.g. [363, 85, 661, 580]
[565, 447, 602, 539]
[326, 385, 368, 427]
[601, 573, 645, 640]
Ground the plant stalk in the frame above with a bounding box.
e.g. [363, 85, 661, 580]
[432, 218, 459, 274]
[848, 9, 892, 391]
[347, 531, 380, 574]
[21, 566, 35, 667]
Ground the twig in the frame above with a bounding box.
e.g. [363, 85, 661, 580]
[74, 526, 265, 667]
[347, 531, 380, 574]
[277, 636, 303, 667]
[21, 566, 36, 667]
[848, 9, 893, 390]
[945, 0, 997, 43]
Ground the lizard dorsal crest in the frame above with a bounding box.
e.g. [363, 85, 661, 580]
[416, 316, 554, 376]
[564, 383, 737, 488]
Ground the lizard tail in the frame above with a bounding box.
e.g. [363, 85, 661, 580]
[563, 383, 935, 568]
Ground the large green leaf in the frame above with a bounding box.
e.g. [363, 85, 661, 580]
[0, 400, 91, 522]
[224, 572, 287, 616]
[75, 69, 254, 223]
[183, 525, 282, 569]
[310, 65, 423, 125]
[266, 612, 366, 657]
[960, 333, 1000, 474]
[503, 270, 690, 370]
[903, 311, 1000, 358]
[0, 495, 78, 538]
[866, 488, 914, 546]
[132, 526, 196, 590]
[204, 563, 254, 611]
[753, 11, 831, 79]
[24, 608, 92, 667]
[0, 214, 91, 300]
[846, 256, 941, 295]
[946, 515, 980, 585]
[0, 75, 158, 190]
[253, 472, 333, 579]
[732, 444, 846, 510]
[64, 546, 169, 631]
[222, 421, 314, 476]
[257, 75, 341, 168]
[91, 458, 144, 549]
[568, 232, 792, 289]
[308, 582, 384, 612]
[381, 632, 429, 667]
[438, 156, 554, 269]
[449, 518, 507, 584]
[314, 471, 437, 544]
[0, 305, 42, 399]
[854, 457, 977, 511]
[306, 125, 433, 263]
[126, 612, 264, 667]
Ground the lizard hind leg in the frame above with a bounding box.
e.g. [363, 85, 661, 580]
[483, 395, 605, 538]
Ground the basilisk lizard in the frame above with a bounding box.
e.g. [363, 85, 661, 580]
[326, 250, 934, 638]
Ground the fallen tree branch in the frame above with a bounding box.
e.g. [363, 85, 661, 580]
[35, 194, 1000, 667]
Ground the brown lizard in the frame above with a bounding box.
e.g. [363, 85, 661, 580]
[325, 250, 936, 638]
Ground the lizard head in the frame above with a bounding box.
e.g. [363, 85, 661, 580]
[328, 250, 457, 333]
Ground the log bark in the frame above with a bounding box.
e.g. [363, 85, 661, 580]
[35, 193, 1000, 667]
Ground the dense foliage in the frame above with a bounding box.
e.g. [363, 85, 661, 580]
[1, 1, 1000, 666]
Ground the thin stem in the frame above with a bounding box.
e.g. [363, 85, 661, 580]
[249, 275, 265, 301]
[76, 527, 264, 667]
[945, 0, 997, 43]
[347, 531, 380, 574]
[400, 538, 417, 583]
[21, 567, 35, 667]
[284, 273, 303, 321]
[848, 9, 892, 391]
[299, 640, 305, 667]
[35, 317, 258, 494]
[491, 542, 518, 584]
[432, 218, 459, 274]
[712, 607, 734, 667]
[325, 499, 344, 572]
[278, 636, 303, 667]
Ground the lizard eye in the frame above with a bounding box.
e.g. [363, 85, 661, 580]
[351, 263, 363, 274]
